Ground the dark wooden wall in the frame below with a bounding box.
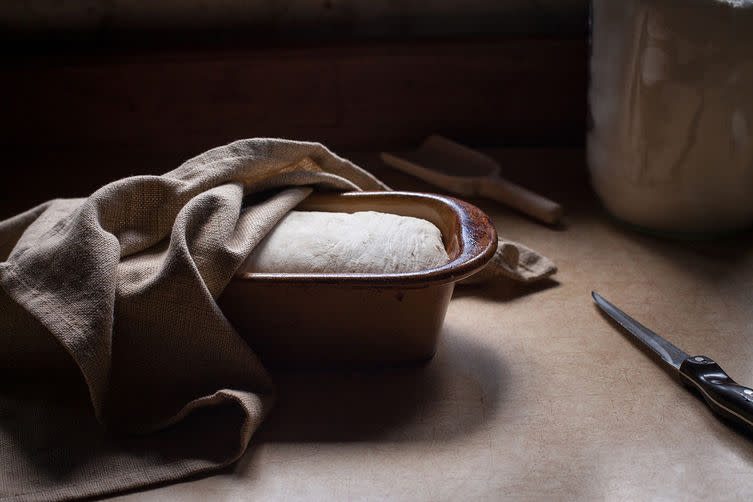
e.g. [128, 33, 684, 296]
[0, 37, 586, 217]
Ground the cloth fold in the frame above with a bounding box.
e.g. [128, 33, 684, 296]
[0, 138, 555, 501]
[459, 239, 557, 284]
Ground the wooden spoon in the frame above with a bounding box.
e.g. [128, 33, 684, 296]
[381, 135, 563, 225]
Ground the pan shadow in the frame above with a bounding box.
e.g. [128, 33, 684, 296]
[453, 277, 560, 302]
[248, 326, 509, 445]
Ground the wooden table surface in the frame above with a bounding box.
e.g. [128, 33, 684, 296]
[112, 149, 753, 501]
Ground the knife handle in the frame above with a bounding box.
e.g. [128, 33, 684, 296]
[679, 356, 753, 432]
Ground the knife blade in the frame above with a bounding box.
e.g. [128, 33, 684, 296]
[592, 291, 753, 433]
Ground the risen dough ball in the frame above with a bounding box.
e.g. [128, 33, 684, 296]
[240, 211, 449, 274]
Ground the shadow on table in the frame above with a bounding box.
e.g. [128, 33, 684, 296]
[603, 209, 753, 285]
[452, 277, 560, 302]
[250, 326, 508, 444]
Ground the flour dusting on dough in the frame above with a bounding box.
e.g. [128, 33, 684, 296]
[240, 211, 449, 274]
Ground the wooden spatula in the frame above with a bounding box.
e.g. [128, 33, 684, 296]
[381, 135, 563, 225]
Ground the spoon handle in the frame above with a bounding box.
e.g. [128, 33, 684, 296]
[477, 177, 563, 225]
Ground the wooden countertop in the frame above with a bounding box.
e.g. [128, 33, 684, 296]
[110, 149, 753, 500]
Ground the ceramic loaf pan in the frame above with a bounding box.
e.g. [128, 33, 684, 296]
[218, 191, 498, 367]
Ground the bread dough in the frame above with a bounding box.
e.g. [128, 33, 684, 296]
[240, 211, 449, 274]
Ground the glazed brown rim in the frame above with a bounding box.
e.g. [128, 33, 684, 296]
[234, 191, 498, 287]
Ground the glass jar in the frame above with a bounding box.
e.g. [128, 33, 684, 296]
[588, 0, 753, 236]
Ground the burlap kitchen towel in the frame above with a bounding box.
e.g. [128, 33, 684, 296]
[0, 138, 555, 501]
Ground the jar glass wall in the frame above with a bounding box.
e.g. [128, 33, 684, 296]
[588, 0, 753, 236]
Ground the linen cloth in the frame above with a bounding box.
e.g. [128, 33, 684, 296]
[0, 138, 555, 501]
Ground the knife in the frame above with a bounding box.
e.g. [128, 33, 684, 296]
[592, 291, 753, 433]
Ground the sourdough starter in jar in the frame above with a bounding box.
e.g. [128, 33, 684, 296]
[588, 0, 753, 235]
